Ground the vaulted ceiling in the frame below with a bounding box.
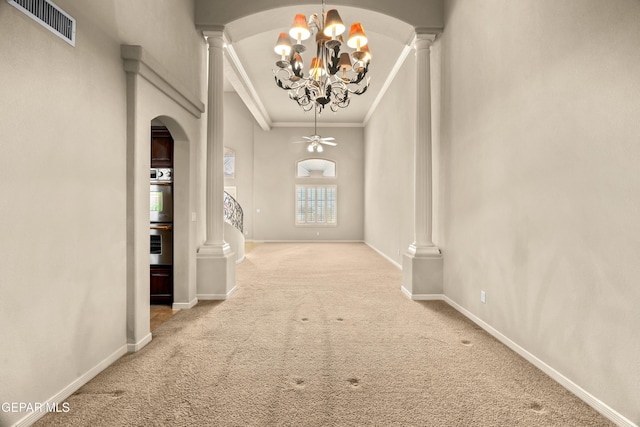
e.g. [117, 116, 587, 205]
[194, 1, 444, 130]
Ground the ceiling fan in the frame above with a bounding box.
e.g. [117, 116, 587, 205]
[293, 108, 337, 152]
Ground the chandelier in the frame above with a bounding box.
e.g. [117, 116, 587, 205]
[273, 1, 372, 113]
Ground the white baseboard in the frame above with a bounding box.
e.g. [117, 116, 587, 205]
[127, 332, 152, 353]
[442, 296, 637, 427]
[364, 241, 402, 269]
[400, 286, 445, 301]
[13, 344, 128, 427]
[236, 254, 245, 264]
[172, 298, 198, 310]
[258, 240, 364, 243]
[197, 285, 237, 301]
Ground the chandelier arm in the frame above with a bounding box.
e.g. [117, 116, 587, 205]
[347, 82, 369, 96]
[272, 3, 371, 113]
[349, 68, 369, 85]
[328, 45, 341, 75]
[275, 78, 292, 91]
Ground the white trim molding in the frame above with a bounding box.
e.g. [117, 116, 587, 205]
[362, 42, 413, 126]
[272, 121, 363, 128]
[197, 285, 238, 301]
[222, 35, 272, 131]
[257, 240, 363, 243]
[121, 45, 205, 118]
[127, 332, 152, 353]
[441, 296, 637, 427]
[172, 298, 199, 310]
[400, 287, 443, 301]
[364, 241, 402, 270]
[398, 292, 637, 426]
[398, 289, 636, 426]
[13, 345, 128, 427]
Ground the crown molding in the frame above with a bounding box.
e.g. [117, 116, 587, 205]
[272, 121, 364, 128]
[362, 42, 414, 127]
[121, 45, 205, 118]
[362, 30, 439, 127]
[222, 33, 273, 131]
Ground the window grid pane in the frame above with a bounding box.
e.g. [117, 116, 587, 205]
[307, 187, 316, 223]
[296, 187, 306, 223]
[326, 187, 336, 223]
[295, 185, 336, 225]
[317, 187, 326, 223]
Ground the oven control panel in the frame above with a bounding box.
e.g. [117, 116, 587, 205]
[150, 168, 173, 183]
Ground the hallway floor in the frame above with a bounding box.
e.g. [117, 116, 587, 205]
[150, 305, 178, 331]
[149, 242, 260, 331]
[35, 243, 612, 426]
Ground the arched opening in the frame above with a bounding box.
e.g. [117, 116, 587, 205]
[297, 158, 337, 177]
[122, 43, 205, 352]
[148, 116, 193, 328]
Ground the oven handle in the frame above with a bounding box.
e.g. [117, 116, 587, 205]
[150, 224, 172, 230]
[150, 181, 172, 186]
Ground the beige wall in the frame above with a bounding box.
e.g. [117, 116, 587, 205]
[0, 1, 206, 426]
[441, 0, 640, 422]
[363, 54, 416, 265]
[224, 92, 256, 240]
[3, 0, 639, 424]
[251, 126, 364, 241]
[223, 93, 365, 242]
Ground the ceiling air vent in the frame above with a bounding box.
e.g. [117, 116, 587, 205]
[8, 0, 76, 46]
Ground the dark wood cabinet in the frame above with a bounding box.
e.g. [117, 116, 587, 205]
[151, 126, 174, 168]
[150, 265, 173, 305]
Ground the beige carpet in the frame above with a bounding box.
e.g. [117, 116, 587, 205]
[36, 243, 613, 426]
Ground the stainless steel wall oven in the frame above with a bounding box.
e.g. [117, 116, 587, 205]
[150, 168, 173, 267]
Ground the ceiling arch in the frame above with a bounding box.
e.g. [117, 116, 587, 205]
[223, 5, 415, 46]
[195, 0, 444, 34]
[197, 1, 442, 127]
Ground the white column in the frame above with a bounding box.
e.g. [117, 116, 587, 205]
[409, 33, 440, 257]
[197, 29, 236, 300]
[201, 30, 230, 255]
[402, 32, 442, 298]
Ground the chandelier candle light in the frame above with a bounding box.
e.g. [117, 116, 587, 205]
[273, 1, 372, 113]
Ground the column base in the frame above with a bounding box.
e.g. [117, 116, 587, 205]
[402, 251, 443, 298]
[196, 246, 236, 299]
[408, 243, 441, 256]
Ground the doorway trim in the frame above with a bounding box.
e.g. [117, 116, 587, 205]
[122, 45, 205, 352]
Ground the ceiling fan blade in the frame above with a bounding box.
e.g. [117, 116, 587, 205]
[319, 141, 337, 146]
[319, 137, 335, 141]
[302, 136, 314, 141]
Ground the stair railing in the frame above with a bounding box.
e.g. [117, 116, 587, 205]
[223, 191, 243, 233]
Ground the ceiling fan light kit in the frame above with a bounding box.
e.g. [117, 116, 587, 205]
[308, 142, 324, 152]
[294, 108, 338, 152]
[273, 0, 372, 113]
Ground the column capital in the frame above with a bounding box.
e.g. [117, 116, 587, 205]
[203, 29, 225, 47]
[413, 33, 436, 51]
